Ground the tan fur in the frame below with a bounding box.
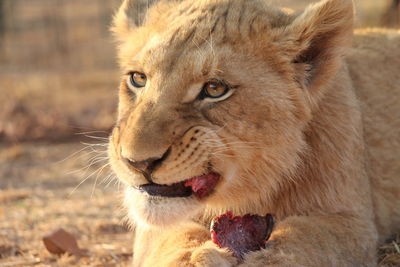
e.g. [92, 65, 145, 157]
[108, 0, 400, 266]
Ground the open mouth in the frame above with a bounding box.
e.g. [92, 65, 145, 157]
[138, 172, 220, 199]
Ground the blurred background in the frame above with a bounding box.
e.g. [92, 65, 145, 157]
[0, 0, 399, 266]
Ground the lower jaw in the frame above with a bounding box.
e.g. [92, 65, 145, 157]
[124, 187, 202, 227]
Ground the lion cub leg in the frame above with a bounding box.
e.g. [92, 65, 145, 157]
[133, 222, 237, 267]
[240, 214, 378, 267]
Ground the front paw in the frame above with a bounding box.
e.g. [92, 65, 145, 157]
[190, 240, 238, 267]
[238, 248, 302, 267]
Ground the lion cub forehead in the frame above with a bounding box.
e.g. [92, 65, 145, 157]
[128, 0, 288, 68]
[140, 0, 287, 50]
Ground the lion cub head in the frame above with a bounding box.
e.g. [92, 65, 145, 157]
[109, 0, 353, 227]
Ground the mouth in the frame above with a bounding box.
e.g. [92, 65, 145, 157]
[137, 172, 220, 199]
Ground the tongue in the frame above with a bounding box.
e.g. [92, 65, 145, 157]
[184, 173, 220, 199]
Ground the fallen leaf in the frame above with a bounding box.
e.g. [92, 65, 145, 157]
[42, 228, 86, 256]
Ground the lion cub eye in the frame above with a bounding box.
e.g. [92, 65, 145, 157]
[201, 79, 229, 99]
[129, 72, 147, 88]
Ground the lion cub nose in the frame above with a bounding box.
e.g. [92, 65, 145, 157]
[122, 148, 171, 182]
[124, 157, 159, 172]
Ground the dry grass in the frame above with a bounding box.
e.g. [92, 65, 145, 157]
[0, 142, 133, 266]
[0, 71, 118, 142]
[379, 234, 400, 267]
[0, 0, 120, 142]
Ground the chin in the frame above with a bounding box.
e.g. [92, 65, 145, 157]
[124, 187, 203, 227]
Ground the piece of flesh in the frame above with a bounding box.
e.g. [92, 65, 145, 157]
[210, 211, 274, 259]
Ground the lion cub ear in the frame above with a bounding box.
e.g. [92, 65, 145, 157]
[112, 0, 159, 39]
[282, 0, 354, 98]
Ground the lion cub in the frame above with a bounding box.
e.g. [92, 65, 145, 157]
[109, 0, 400, 266]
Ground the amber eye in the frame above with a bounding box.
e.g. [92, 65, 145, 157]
[129, 72, 147, 88]
[201, 80, 229, 99]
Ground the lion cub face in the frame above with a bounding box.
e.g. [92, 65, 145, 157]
[109, 0, 352, 226]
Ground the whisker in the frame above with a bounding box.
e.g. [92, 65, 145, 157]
[209, 152, 236, 158]
[203, 141, 261, 148]
[104, 173, 119, 189]
[81, 141, 109, 147]
[75, 130, 108, 135]
[54, 144, 102, 165]
[84, 135, 109, 141]
[91, 162, 111, 197]
[212, 146, 265, 154]
[67, 155, 108, 176]
[69, 161, 110, 196]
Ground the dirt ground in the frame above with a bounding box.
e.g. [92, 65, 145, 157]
[0, 141, 399, 267]
[0, 141, 133, 266]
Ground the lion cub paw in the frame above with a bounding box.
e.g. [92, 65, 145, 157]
[190, 240, 238, 267]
